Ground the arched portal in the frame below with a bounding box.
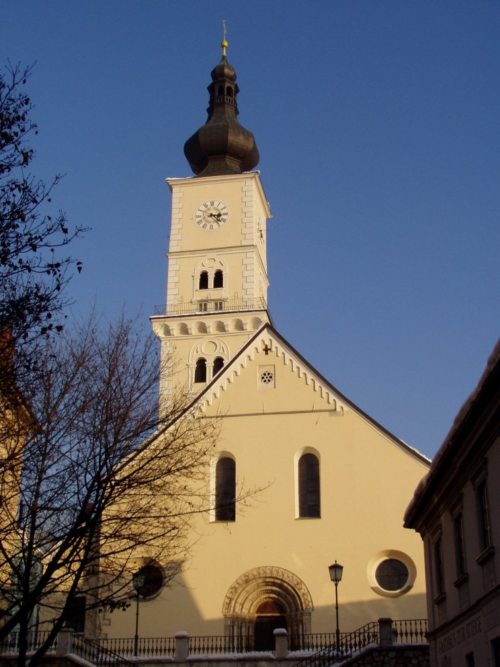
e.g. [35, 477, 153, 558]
[222, 566, 313, 651]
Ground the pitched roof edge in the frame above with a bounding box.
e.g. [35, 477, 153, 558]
[265, 325, 430, 466]
[404, 338, 500, 529]
[194, 322, 430, 466]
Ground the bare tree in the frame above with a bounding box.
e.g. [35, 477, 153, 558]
[0, 63, 84, 386]
[0, 316, 219, 667]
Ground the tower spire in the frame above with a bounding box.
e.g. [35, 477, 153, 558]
[183, 35, 259, 177]
[221, 20, 228, 57]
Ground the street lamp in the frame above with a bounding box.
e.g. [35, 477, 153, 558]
[328, 561, 343, 650]
[132, 571, 146, 656]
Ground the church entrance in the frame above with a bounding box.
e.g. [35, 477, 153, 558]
[254, 600, 287, 651]
[223, 566, 313, 652]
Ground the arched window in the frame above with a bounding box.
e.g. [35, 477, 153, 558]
[215, 457, 235, 521]
[298, 453, 320, 518]
[213, 356, 224, 375]
[194, 358, 207, 383]
[226, 86, 233, 98]
[214, 269, 223, 288]
[199, 271, 209, 290]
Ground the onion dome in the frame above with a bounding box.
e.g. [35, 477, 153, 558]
[184, 39, 259, 177]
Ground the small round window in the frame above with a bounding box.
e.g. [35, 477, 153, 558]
[261, 371, 274, 384]
[375, 558, 409, 592]
[367, 550, 416, 598]
[133, 562, 164, 599]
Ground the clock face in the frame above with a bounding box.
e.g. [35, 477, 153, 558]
[195, 200, 229, 230]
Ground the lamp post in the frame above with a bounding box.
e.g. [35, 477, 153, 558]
[328, 561, 343, 651]
[132, 571, 146, 656]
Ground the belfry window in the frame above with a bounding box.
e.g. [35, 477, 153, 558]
[214, 269, 223, 288]
[215, 457, 235, 521]
[298, 453, 320, 518]
[194, 358, 207, 383]
[199, 271, 209, 290]
[213, 357, 224, 375]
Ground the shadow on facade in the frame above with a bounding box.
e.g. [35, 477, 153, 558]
[105, 569, 427, 652]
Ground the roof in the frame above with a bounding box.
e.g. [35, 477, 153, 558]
[190, 322, 430, 465]
[404, 338, 500, 528]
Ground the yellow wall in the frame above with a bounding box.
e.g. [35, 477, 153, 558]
[105, 331, 429, 639]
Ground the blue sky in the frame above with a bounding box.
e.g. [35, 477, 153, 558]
[3, 1, 499, 459]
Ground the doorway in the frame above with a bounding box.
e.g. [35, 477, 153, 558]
[254, 600, 287, 651]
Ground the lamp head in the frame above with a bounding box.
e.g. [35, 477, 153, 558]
[329, 561, 344, 584]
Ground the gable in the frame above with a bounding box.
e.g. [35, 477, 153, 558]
[200, 329, 345, 416]
[195, 325, 429, 467]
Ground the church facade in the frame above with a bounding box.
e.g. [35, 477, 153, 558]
[105, 42, 430, 649]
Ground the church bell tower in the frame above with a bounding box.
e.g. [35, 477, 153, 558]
[151, 38, 272, 397]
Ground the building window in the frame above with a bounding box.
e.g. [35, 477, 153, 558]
[453, 512, 467, 579]
[194, 358, 207, 383]
[214, 269, 223, 288]
[215, 457, 236, 521]
[199, 271, 209, 290]
[368, 550, 416, 597]
[476, 478, 492, 552]
[298, 453, 320, 518]
[260, 368, 275, 386]
[134, 561, 164, 599]
[213, 357, 224, 375]
[375, 559, 409, 592]
[491, 637, 500, 666]
[465, 652, 475, 667]
[64, 595, 86, 633]
[434, 536, 445, 598]
[198, 302, 208, 312]
[214, 301, 224, 311]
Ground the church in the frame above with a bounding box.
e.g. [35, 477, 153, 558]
[106, 40, 430, 650]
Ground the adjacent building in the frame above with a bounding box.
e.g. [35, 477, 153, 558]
[405, 341, 500, 666]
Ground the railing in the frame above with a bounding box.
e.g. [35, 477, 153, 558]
[288, 622, 378, 667]
[0, 618, 428, 663]
[302, 633, 336, 651]
[189, 634, 250, 655]
[73, 635, 133, 667]
[154, 296, 268, 317]
[98, 635, 175, 657]
[393, 618, 428, 645]
[290, 618, 428, 666]
[0, 630, 56, 654]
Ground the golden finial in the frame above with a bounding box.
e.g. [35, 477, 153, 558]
[221, 20, 228, 57]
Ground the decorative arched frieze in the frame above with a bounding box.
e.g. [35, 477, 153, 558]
[232, 318, 245, 332]
[214, 320, 226, 333]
